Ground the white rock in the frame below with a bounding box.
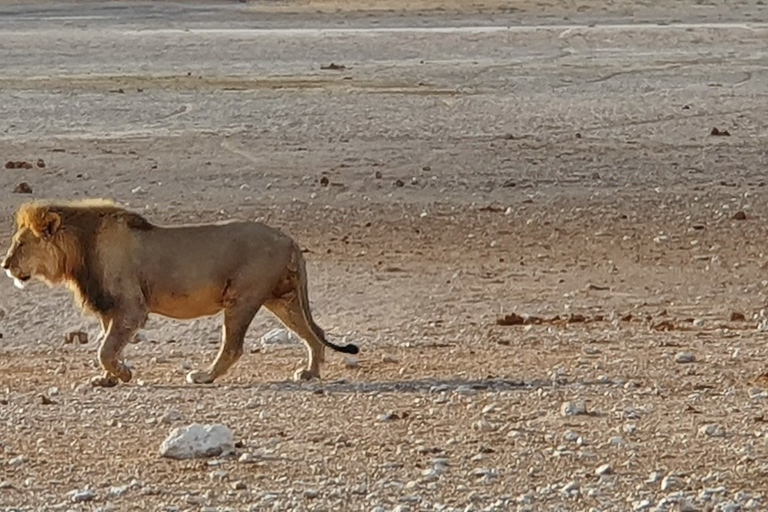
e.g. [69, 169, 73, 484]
[239, 452, 257, 464]
[646, 471, 663, 484]
[561, 400, 587, 417]
[260, 328, 295, 346]
[595, 463, 614, 476]
[564, 431, 580, 442]
[660, 475, 684, 491]
[303, 489, 319, 499]
[382, 354, 400, 364]
[561, 481, 580, 494]
[68, 489, 96, 503]
[698, 424, 725, 438]
[674, 352, 696, 364]
[609, 436, 627, 447]
[633, 499, 652, 511]
[159, 423, 235, 460]
[344, 356, 359, 369]
[474, 420, 496, 432]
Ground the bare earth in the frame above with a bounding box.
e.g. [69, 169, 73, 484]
[1, 1, 768, 511]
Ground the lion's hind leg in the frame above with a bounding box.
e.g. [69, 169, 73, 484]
[264, 296, 326, 382]
[186, 301, 261, 385]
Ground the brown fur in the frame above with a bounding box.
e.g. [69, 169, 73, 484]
[2, 199, 358, 388]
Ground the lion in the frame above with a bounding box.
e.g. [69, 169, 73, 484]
[1, 199, 359, 387]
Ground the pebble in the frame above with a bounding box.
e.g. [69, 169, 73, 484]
[609, 436, 627, 447]
[561, 481, 580, 494]
[231, 481, 246, 490]
[660, 475, 684, 491]
[382, 354, 399, 363]
[377, 412, 399, 422]
[646, 471, 663, 484]
[68, 489, 96, 503]
[698, 424, 725, 438]
[564, 431, 580, 442]
[474, 420, 495, 432]
[633, 499, 652, 511]
[454, 385, 477, 396]
[675, 352, 696, 364]
[344, 356, 359, 369]
[260, 328, 295, 346]
[238, 452, 257, 463]
[561, 400, 588, 417]
[160, 409, 182, 424]
[303, 489, 319, 499]
[595, 463, 613, 476]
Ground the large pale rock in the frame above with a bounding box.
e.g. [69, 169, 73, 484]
[159, 423, 235, 460]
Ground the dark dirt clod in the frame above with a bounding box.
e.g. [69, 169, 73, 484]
[13, 182, 32, 193]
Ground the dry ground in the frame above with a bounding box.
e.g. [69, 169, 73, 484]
[1, 1, 768, 511]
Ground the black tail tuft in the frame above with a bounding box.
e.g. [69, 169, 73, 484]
[326, 341, 359, 354]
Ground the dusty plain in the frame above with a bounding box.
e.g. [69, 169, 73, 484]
[1, 1, 768, 511]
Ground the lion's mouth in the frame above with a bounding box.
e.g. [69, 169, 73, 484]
[5, 269, 30, 289]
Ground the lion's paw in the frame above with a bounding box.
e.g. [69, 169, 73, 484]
[293, 368, 320, 382]
[90, 374, 120, 388]
[186, 370, 214, 385]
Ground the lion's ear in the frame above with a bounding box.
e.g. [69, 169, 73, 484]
[40, 211, 61, 240]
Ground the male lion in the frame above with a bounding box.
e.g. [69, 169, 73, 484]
[1, 199, 359, 387]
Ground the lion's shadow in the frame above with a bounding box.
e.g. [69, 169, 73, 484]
[153, 376, 616, 395]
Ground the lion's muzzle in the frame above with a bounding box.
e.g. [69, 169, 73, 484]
[2, 259, 30, 289]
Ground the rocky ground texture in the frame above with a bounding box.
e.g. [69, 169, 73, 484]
[2, 0, 768, 511]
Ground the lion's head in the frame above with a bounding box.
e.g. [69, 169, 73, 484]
[1, 204, 66, 289]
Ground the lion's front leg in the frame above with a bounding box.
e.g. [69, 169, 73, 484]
[90, 312, 142, 387]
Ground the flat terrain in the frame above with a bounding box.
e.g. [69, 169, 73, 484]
[2, 1, 768, 511]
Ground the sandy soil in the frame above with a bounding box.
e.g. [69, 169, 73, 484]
[1, 1, 768, 511]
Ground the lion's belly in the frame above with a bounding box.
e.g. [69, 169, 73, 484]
[148, 286, 224, 319]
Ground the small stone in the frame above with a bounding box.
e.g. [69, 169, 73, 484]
[698, 423, 725, 438]
[454, 385, 477, 396]
[344, 356, 359, 369]
[381, 354, 399, 363]
[209, 470, 228, 481]
[68, 489, 96, 503]
[473, 420, 495, 432]
[8, 455, 24, 466]
[660, 475, 684, 491]
[158, 423, 235, 460]
[231, 481, 246, 490]
[733, 211, 747, 221]
[561, 481, 580, 493]
[633, 499, 652, 511]
[675, 352, 696, 364]
[238, 452, 257, 464]
[563, 431, 580, 442]
[730, 311, 747, 322]
[561, 400, 587, 417]
[13, 182, 32, 194]
[595, 463, 614, 476]
[303, 489, 320, 499]
[160, 409, 182, 424]
[260, 328, 295, 346]
[646, 471, 663, 484]
[377, 411, 400, 422]
[609, 436, 627, 447]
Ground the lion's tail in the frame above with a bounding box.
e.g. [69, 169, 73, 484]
[292, 244, 360, 355]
